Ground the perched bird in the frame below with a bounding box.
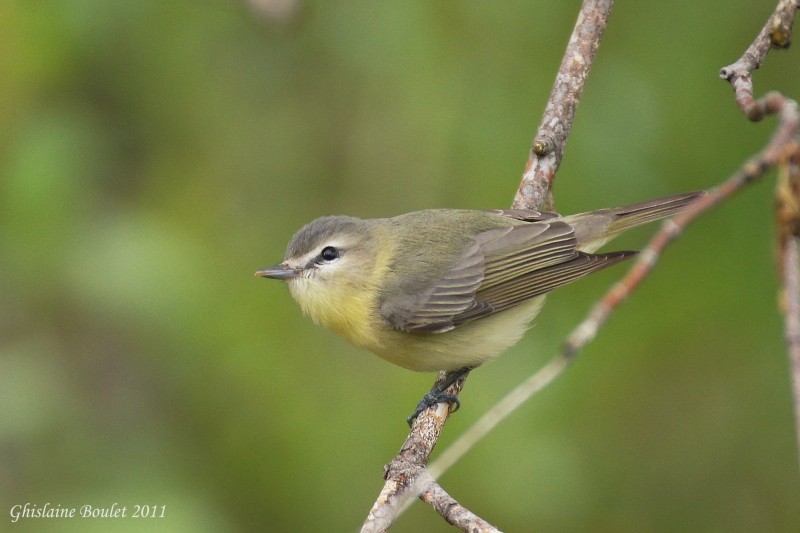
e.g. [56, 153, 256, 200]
[257, 192, 700, 423]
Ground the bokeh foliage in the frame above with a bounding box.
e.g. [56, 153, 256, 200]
[1, 1, 799, 531]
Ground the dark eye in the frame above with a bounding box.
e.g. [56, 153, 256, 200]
[320, 246, 339, 262]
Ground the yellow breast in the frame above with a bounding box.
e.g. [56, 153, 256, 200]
[288, 274, 380, 349]
[287, 243, 545, 372]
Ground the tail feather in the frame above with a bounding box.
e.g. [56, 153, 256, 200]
[566, 191, 703, 251]
[605, 191, 703, 235]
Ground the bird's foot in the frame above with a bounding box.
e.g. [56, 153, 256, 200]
[406, 367, 472, 426]
[406, 389, 461, 426]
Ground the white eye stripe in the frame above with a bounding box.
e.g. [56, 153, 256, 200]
[286, 239, 351, 270]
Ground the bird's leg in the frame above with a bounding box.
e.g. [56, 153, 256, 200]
[406, 367, 473, 426]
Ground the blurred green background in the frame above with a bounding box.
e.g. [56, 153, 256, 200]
[2, 0, 799, 531]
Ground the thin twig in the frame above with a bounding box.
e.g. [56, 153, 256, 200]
[361, 374, 466, 533]
[419, 472, 499, 533]
[363, 0, 800, 529]
[425, 97, 800, 487]
[362, 2, 615, 530]
[424, 0, 800, 503]
[513, 0, 616, 212]
[776, 143, 800, 466]
[427, 356, 570, 483]
[782, 236, 800, 467]
[721, 0, 800, 464]
[719, 0, 797, 121]
[565, 107, 796, 354]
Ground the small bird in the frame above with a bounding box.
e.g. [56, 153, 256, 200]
[257, 192, 700, 423]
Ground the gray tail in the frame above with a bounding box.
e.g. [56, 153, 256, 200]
[566, 191, 703, 251]
[604, 191, 703, 235]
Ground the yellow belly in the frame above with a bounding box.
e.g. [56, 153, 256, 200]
[365, 297, 546, 371]
[287, 245, 546, 372]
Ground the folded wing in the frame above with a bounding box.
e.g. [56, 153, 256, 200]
[381, 216, 634, 333]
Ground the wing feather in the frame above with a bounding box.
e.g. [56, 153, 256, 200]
[380, 214, 634, 333]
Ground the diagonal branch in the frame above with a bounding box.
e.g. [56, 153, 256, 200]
[423, 0, 800, 491]
[361, 385, 467, 533]
[565, 100, 798, 356]
[720, 0, 800, 464]
[363, 0, 798, 530]
[513, 0, 616, 212]
[427, 90, 800, 494]
[361, 1, 615, 531]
